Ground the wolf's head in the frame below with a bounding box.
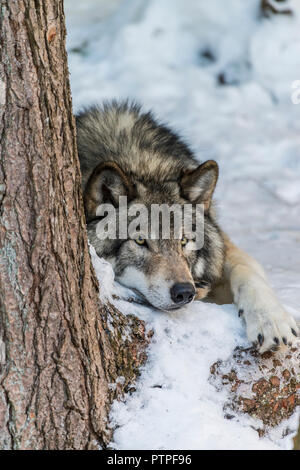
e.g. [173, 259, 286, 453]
[84, 159, 225, 311]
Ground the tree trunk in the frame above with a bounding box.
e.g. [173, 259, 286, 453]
[0, 0, 149, 450]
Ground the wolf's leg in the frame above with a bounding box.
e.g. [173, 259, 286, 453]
[219, 233, 299, 353]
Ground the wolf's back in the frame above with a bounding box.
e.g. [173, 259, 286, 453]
[76, 101, 197, 190]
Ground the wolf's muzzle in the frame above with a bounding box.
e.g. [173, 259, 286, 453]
[170, 282, 195, 306]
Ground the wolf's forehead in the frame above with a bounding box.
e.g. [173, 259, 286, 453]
[134, 180, 182, 202]
[126, 182, 198, 239]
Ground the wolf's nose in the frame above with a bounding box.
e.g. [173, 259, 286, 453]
[170, 283, 195, 305]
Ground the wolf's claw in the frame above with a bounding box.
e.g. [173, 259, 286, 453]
[258, 334, 264, 346]
[237, 287, 299, 353]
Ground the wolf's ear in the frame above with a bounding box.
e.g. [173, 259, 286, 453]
[180, 160, 219, 211]
[84, 161, 135, 221]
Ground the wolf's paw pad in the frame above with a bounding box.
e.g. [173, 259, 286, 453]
[239, 307, 299, 354]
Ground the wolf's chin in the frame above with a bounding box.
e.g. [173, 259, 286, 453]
[130, 287, 189, 312]
[161, 304, 188, 312]
[137, 290, 194, 311]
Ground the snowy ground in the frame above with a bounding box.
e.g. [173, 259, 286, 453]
[65, 0, 300, 450]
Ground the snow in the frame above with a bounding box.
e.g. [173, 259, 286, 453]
[65, 0, 300, 449]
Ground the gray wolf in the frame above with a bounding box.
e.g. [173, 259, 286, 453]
[76, 101, 298, 353]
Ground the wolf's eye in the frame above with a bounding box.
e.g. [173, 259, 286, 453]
[181, 236, 188, 246]
[135, 236, 146, 246]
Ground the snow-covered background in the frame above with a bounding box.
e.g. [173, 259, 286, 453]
[65, 0, 300, 450]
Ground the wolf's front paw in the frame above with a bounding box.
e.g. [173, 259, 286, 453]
[238, 288, 299, 353]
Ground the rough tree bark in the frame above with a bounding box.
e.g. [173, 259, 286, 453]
[0, 0, 149, 450]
